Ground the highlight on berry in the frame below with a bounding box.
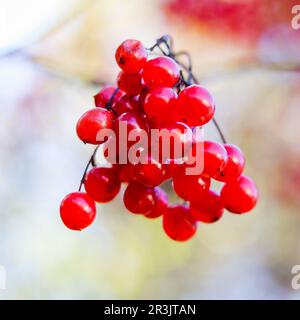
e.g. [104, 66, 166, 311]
[59, 35, 258, 242]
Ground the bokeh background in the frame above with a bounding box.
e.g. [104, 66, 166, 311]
[0, 0, 300, 299]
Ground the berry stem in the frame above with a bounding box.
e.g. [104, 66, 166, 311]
[105, 87, 120, 117]
[78, 146, 99, 192]
[212, 118, 227, 144]
[78, 87, 121, 192]
[149, 34, 228, 144]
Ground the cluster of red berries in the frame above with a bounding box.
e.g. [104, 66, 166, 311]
[60, 36, 258, 242]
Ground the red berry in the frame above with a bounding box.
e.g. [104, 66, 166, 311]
[173, 166, 211, 201]
[203, 141, 228, 177]
[115, 111, 149, 156]
[163, 205, 197, 241]
[143, 87, 177, 123]
[162, 159, 181, 179]
[94, 85, 123, 108]
[187, 140, 228, 176]
[115, 164, 137, 183]
[151, 121, 193, 162]
[76, 108, 114, 145]
[115, 39, 147, 74]
[133, 156, 167, 187]
[177, 85, 215, 126]
[123, 182, 156, 214]
[142, 56, 180, 88]
[117, 71, 144, 96]
[60, 192, 96, 231]
[220, 175, 258, 214]
[113, 95, 140, 115]
[84, 167, 121, 202]
[145, 188, 168, 219]
[214, 144, 245, 182]
[116, 111, 148, 134]
[190, 190, 224, 223]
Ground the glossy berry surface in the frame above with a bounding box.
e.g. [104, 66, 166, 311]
[144, 87, 177, 123]
[113, 95, 141, 115]
[221, 175, 258, 214]
[162, 159, 181, 179]
[151, 121, 193, 162]
[94, 85, 123, 108]
[60, 192, 96, 231]
[173, 167, 211, 201]
[145, 188, 168, 219]
[117, 71, 143, 96]
[177, 85, 215, 126]
[115, 111, 149, 155]
[116, 111, 148, 135]
[123, 182, 156, 214]
[142, 56, 180, 88]
[115, 39, 147, 74]
[202, 140, 228, 177]
[190, 190, 224, 223]
[115, 164, 136, 183]
[84, 167, 121, 202]
[163, 205, 197, 241]
[133, 157, 167, 187]
[187, 140, 228, 177]
[76, 108, 114, 145]
[214, 144, 245, 182]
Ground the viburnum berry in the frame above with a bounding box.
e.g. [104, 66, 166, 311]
[123, 182, 156, 214]
[115, 111, 149, 154]
[115, 39, 147, 74]
[84, 167, 121, 202]
[94, 85, 123, 108]
[116, 111, 149, 134]
[143, 87, 177, 123]
[144, 188, 168, 219]
[104, 110, 148, 163]
[133, 156, 167, 187]
[187, 140, 228, 177]
[173, 166, 211, 201]
[220, 175, 258, 214]
[151, 121, 193, 162]
[76, 108, 114, 145]
[177, 85, 215, 126]
[162, 159, 181, 179]
[115, 163, 137, 183]
[60, 192, 96, 231]
[113, 95, 141, 115]
[142, 56, 180, 88]
[190, 190, 224, 223]
[202, 140, 228, 177]
[163, 205, 197, 241]
[214, 144, 245, 182]
[117, 71, 144, 96]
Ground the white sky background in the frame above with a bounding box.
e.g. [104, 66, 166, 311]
[0, 0, 76, 53]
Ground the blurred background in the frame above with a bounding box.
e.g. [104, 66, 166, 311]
[0, 0, 300, 299]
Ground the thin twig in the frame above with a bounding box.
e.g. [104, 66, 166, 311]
[105, 87, 120, 117]
[212, 118, 227, 144]
[78, 145, 99, 192]
[150, 34, 228, 144]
